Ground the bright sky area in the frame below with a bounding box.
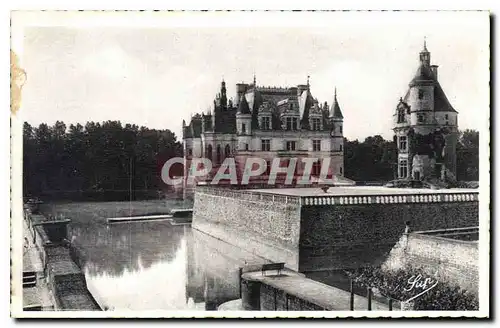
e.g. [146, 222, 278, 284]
[16, 11, 489, 141]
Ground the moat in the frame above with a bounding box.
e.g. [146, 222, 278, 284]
[40, 200, 272, 311]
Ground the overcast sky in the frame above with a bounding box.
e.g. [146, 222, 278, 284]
[17, 11, 489, 141]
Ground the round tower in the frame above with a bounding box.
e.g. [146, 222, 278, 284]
[393, 41, 458, 182]
[328, 88, 345, 177]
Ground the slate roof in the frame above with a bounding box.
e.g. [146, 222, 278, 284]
[406, 63, 457, 113]
[237, 95, 251, 114]
[330, 93, 344, 119]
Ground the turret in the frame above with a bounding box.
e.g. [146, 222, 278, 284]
[236, 95, 252, 151]
[393, 41, 459, 182]
[419, 39, 431, 67]
[236, 95, 252, 134]
[329, 88, 344, 152]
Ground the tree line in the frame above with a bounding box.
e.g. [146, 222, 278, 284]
[23, 121, 479, 200]
[23, 121, 182, 200]
[344, 130, 479, 183]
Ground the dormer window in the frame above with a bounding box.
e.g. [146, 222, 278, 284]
[397, 109, 406, 123]
[311, 118, 321, 131]
[285, 117, 298, 131]
[261, 116, 271, 130]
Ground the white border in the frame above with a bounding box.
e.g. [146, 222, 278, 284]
[7, 6, 492, 321]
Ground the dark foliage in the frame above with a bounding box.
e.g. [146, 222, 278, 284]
[456, 129, 479, 181]
[344, 135, 398, 182]
[344, 130, 479, 183]
[346, 266, 478, 311]
[23, 121, 183, 200]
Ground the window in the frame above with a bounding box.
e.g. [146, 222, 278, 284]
[187, 148, 193, 156]
[206, 144, 212, 160]
[285, 117, 299, 130]
[261, 139, 271, 151]
[224, 145, 231, 158]
[312, 140, 321, 151]
[397, 109, 406, 123]
[265, 160, 272, 175]
[261, 116, 271, 130]
[445, 114, 449, 125]
[241, 123, 246, 134]
[418, 114, 424, 123]
[399, 136, 407, 151]
[312, 161, 321, 177]
[339, 125, 343, 134]
[216, 145, 222, 163]
[244, 143, 249, 151]
[286, 141, 296, 151]
[339, 144, 343, 152]
[340, 167, 343, 174]
[399, 160, 408, 178]
[418, 90, 424, 100]
[311, 118, 321, 131]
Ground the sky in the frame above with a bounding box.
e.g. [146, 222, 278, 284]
[16, 11, 490, 141]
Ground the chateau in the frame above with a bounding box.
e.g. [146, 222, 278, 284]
[182, 77, 347, 194]
[393, 42, 458, 182]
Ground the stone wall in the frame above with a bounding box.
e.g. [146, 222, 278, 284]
[299, 202, 478, 271]
[192, 188, 302, 270]
[259, 283, 324, 311]
[382, 233, 479, 293]
[241, 279, 324, 311]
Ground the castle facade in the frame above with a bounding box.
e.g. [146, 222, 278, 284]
[182, 77, 347, 194]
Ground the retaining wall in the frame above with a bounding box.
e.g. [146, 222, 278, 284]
[382, 232, 479, 293]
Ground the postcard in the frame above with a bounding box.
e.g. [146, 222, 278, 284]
[10, 10, 490, 318]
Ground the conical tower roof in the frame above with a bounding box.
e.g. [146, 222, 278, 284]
[237, 94, 251, 114]
[330, 88, 343, 119]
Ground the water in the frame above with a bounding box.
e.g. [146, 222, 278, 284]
[69, 219, 268, 311]
[44, 200, 354, 311]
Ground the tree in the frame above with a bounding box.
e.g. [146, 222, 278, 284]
[22, 120, 183, 200]
[456, 129, 479, 181]
[344, 136, 397, 182]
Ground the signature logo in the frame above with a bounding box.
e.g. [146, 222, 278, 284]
[403, 274, 438, 302]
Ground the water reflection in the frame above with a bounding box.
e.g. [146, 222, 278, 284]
[70, 220, 268, 311]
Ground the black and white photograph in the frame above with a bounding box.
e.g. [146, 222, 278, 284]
[9, 10, 490, 318]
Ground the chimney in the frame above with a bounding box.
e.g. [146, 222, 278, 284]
[431, 65, 438, 81]
[235, 83, 247, 106]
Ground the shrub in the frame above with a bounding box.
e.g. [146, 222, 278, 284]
[345, 267, 478, 310]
